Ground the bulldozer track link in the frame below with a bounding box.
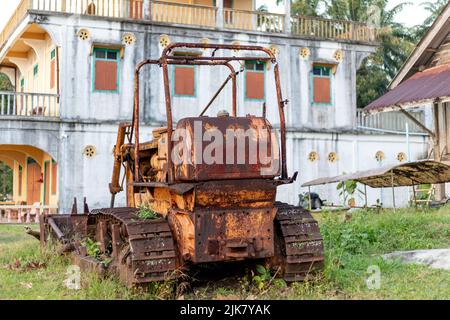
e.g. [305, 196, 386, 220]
[274, 202, 324, 282]
[91, 208, 178, 285]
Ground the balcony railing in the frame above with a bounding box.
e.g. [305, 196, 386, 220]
[356, 110, 426, 134]
[0, 0, 379, 52]
[32, 0, 144, 19]
[223, 8, 285, 33]
[292, 15, 377, 42]
[151, 1, 216, 28]
[1, 0, 145, 51]
[0, 91, 60, 118]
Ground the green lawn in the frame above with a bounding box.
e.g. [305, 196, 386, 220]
[1, 207, 449, 300]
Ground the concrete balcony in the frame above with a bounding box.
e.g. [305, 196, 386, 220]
[292, 15, 378, 43]
[0, 0, 379, 52]
[0, 91, 59, 118]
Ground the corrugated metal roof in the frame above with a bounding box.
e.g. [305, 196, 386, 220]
[364, 64, 450, 114]
[301, 160, 450, 188]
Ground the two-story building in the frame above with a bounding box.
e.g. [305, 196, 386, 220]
[0, 0, 429, 212]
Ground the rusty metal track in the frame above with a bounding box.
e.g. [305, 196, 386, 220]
[91, 208, 178, 285]
[273, 202, 324, 282]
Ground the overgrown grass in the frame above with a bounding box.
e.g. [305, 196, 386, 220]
[283, 206, 450, 300]
[0, 225, 157, 300]
[1, 207, 449, 300]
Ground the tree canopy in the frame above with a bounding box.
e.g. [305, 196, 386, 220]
[0, 162, 13, 202]
[0, 72, 13, 91]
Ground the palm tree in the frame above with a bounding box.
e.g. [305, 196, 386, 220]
[422, 0, 447, 26]
[292, 0, 323, 17]
[373, 1, 415, 79]
[275, 0, 322, 17]
[412, 0, 448, 40]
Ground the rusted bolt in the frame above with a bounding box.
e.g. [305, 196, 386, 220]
[183, 253, 191, 261]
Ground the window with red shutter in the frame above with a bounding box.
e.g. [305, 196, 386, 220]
[245, 61, 265, 101]
[312, 65, 333, 106]
[174, 66, 196, 97]
[93, 48, 120, 92]
[50, 49, 56, 89]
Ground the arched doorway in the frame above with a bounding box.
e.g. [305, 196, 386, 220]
[0, 145, 58, 208]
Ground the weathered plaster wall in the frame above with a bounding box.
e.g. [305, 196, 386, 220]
[33, 14, 375, 130]
[278, 131, 430, 207]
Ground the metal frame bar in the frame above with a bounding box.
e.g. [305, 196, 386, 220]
[398, 107, 435, 138]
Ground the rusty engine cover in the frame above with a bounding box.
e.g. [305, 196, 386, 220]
[173, 116, 280, 182]
[167, 179, 278, 263]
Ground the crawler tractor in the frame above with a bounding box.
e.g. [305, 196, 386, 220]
[39, 43, 324, 287]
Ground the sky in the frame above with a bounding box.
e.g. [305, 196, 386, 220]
[0, 0, 432, 31]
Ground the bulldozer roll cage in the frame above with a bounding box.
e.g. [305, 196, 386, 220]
[131, 43, 289, 184]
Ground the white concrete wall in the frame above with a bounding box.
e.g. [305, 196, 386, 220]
[277, 131, 430, 208]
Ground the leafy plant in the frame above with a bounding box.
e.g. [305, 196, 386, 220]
[252, 265, 271, 291]
[82, 238, 101, 259]
[138, 205, 159, 220]
[251, 265, 286, 292]
[336, 179, 365, 207]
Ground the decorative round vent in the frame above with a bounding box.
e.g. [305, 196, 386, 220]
[397, 152, 407, 162]
[200, 37, 210, 45]
[334, 49, 344, 62]
[268, 44, 279, 56]
[77, 29, 90, 41]
[231, 41, 241, 53]
[308, 151, 319, 162]
[83, 145, 97, 158]
[348, 198, 356, 208]
[299, 47, 311, 60]
[122, 33, 136, 46]
[328, 152, 338, 163]
[375, 151, 385, 162]
[159, 34, 171, 48]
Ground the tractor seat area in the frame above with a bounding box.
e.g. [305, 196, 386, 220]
[152, 127, 168, 138]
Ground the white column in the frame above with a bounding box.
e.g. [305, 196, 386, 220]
[284, 0, 291, 34]
[143, 0, 151, 20]
[216, 0, 224, 29]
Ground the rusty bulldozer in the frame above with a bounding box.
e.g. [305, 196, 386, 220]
[37, 43, 324, 287]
